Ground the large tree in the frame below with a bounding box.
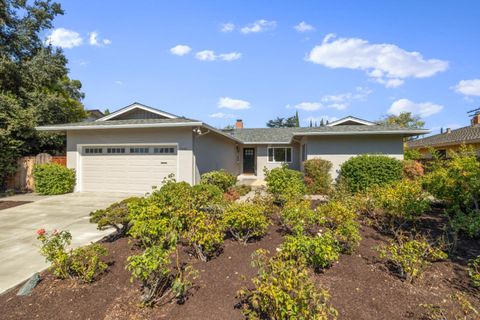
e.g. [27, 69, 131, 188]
[0, 0, 86, 190]
[266, 113, 299, 128]
[379, 112, 425, 129]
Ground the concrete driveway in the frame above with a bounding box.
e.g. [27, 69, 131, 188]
[0, 192, 133, 294]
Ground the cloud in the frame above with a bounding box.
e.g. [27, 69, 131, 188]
[453, 79, 480, 97]
[218, 97, 251, 110]
[209, 112, 236, 119]
[220, 23, 235, 32]
[240, 19, 276, 34]
[307, 34, 448, 87]
[388, 99, 443, 118]
[170, 44, 192, 56]
[114, 80, 123, 85]
[45, 28, 83, 48]
[195, 50, 241, 61]
[294, 21, 314, 32]
[88, 32, 111, 46]
[291, 87, 372, 112]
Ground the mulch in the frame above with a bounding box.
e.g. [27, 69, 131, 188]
[0, 211, 479, 320]
[0, 201, 31, 210]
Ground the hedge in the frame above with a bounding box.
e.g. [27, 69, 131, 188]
[33, 163, 76, 195]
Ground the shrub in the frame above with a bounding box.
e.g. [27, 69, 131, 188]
[450, 212, 480, 239]
[279, 232, 341, 272]
[339, 155, 403, 193]
[69, 243, 108, 283]
[183, 210, 224, 261]
[200, 169, 237, 192]
[468, 256, 480, 288]
[191, 184, 224, 209]
[403, 160, 424, 180]
[264, 164, 306, 202]
[237, 249, 338, 320]
[280, 200, 317, 235]
[303, 158, 333, 194]
[222, 203, 269, 244]
[37, 229, 72, 279]
[377, 235, 447, 283]
[89, 197, 142, 237]
[33, 163, 75, 195]
[404, 149, 422, 161]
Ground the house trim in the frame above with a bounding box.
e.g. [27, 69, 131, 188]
[97, 102, 179, 121]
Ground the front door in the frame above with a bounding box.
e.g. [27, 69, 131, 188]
[243, 148, 255, 174]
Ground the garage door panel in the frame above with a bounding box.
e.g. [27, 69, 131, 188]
[80, 145, 178, 193]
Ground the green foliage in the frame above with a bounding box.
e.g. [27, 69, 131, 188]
[264, 164, 306, 202]
[238, 249, 338, 320]
[280, 200, 317, 235]
[37, 229, 72, 279]
[450, 212, 480, 238]
[404, 149, 422, 161]
[303, 158, 333, 195]
[379, 112, 425, 129]
[183, 211, 224, 261]
[200, 169, 237, 192]
[0, 1, 86, 190]
[89, 197, 141, 236]
[69, 243, 108, 283]
[339, 155, 403, 193]
[378, 236, 447, 283]
[191, 184, 224, 208]
[32, 163, 75, 195]
[266, 115, 299, 128]
[468, 256, 480, 288]
[280, 232, 341, 272]
[222, 203, 269, 243]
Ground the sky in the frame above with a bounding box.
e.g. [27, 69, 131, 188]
[44, 0, 480, 133]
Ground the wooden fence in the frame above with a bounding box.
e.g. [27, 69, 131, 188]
[6, 153, 67, 192]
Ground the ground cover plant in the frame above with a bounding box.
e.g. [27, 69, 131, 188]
[32, 163, 76, 195]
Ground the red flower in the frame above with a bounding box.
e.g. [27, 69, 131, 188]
[36, 228, 46, 236]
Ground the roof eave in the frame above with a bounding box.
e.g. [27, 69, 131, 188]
[35, 121, 203, 131]
[292, 130, 430, 137]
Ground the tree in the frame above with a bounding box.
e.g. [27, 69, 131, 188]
[379, 112, 425, 129]
[266, 114, 299, 128]
[0, 0, 86, 190]
[295, 111, 300, 127]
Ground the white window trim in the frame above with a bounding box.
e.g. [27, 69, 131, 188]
[267, 147, 293, 163]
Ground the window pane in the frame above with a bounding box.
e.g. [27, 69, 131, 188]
[274, 148, 286, 162]
[268, 148, 274, 162]
[286, 148, 292, 162]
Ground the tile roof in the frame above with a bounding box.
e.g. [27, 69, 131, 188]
[407, 125, 480, 148]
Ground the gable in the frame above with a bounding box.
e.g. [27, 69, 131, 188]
[327, 116, 376, 126]
[97, 102, 179, 121]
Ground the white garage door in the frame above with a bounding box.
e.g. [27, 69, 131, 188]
[80, 145, 178, 193]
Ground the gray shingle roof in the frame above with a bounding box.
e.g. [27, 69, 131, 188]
[407, 125, 480, 148]
[38, 118, 200, 128]
[228, 125, 427, 143]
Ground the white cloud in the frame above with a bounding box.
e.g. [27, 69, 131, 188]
[454, 79, 480, 97]
[388, 99, 443, 118]
[291, 87, 372, 112]
[220, 23, 235, 32]
[46, 28, 83, 48]
[88, 32, 111, 46]
[114, 80, 123, 85]
[170, 44, 192, 56]
[307, 34, 448, 87]
[294, 21, 314, 32]
[292, 102, 322, 111]
[195, 50, 241, 61]
[218, 97, 251, 110]
[209, 112, 236, 119]
[240, 19, 276, 34]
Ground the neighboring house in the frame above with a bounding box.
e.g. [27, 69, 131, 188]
[407, 113, 480, 159]
[36, 102, 427, 193]
[84, 109, 105, 122]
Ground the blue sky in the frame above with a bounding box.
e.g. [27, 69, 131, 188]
[45, 1, 480, 133]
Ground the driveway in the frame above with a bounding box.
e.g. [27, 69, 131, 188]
[0, 192, 133, 294]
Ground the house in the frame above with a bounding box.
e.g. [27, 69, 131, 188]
[36, 102, 428, 193]
[407, 112, 480, 158]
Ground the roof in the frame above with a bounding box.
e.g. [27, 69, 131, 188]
[327, 116, 377, 126]
[407, 125, 480, 149]
[228, 125, 429, 144]
[96, 102, 179, 121]
[37, 118, 202, 130]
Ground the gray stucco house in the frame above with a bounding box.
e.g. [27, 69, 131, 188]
[37, 102, 428, 193]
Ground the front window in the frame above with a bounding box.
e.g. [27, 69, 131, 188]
[268, 147, 292, 163]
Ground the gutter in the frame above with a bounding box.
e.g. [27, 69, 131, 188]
[35, 122, 204, 131]
[292, 130, 430, 136]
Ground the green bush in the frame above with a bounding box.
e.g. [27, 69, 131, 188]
[377, 235, 447, 283]
[192, 184, 224, 208]
[237, 249, 338, 320]
[89, 197, 141, 237]
[33, 163, 76, 195]
[69, 243, 108, 283]
[303, 158, 333, 194]
[264, 164, 306, 202]
[222, 203, 269, 244]
[339, 155, 403, 193]
[183, 210, 224, 261]
[280, 232, 341, 272]
[468, 256, 480, 288]
[200, 169, 237, 192]
[280, 200, 317, 235]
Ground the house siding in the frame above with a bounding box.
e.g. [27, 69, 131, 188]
[302, 135, 404, 178]
[243, 143, 301, 179]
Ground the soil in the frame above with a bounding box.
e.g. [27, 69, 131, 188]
[1, 211, 479, 320]
[0, 201, 31, 210]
